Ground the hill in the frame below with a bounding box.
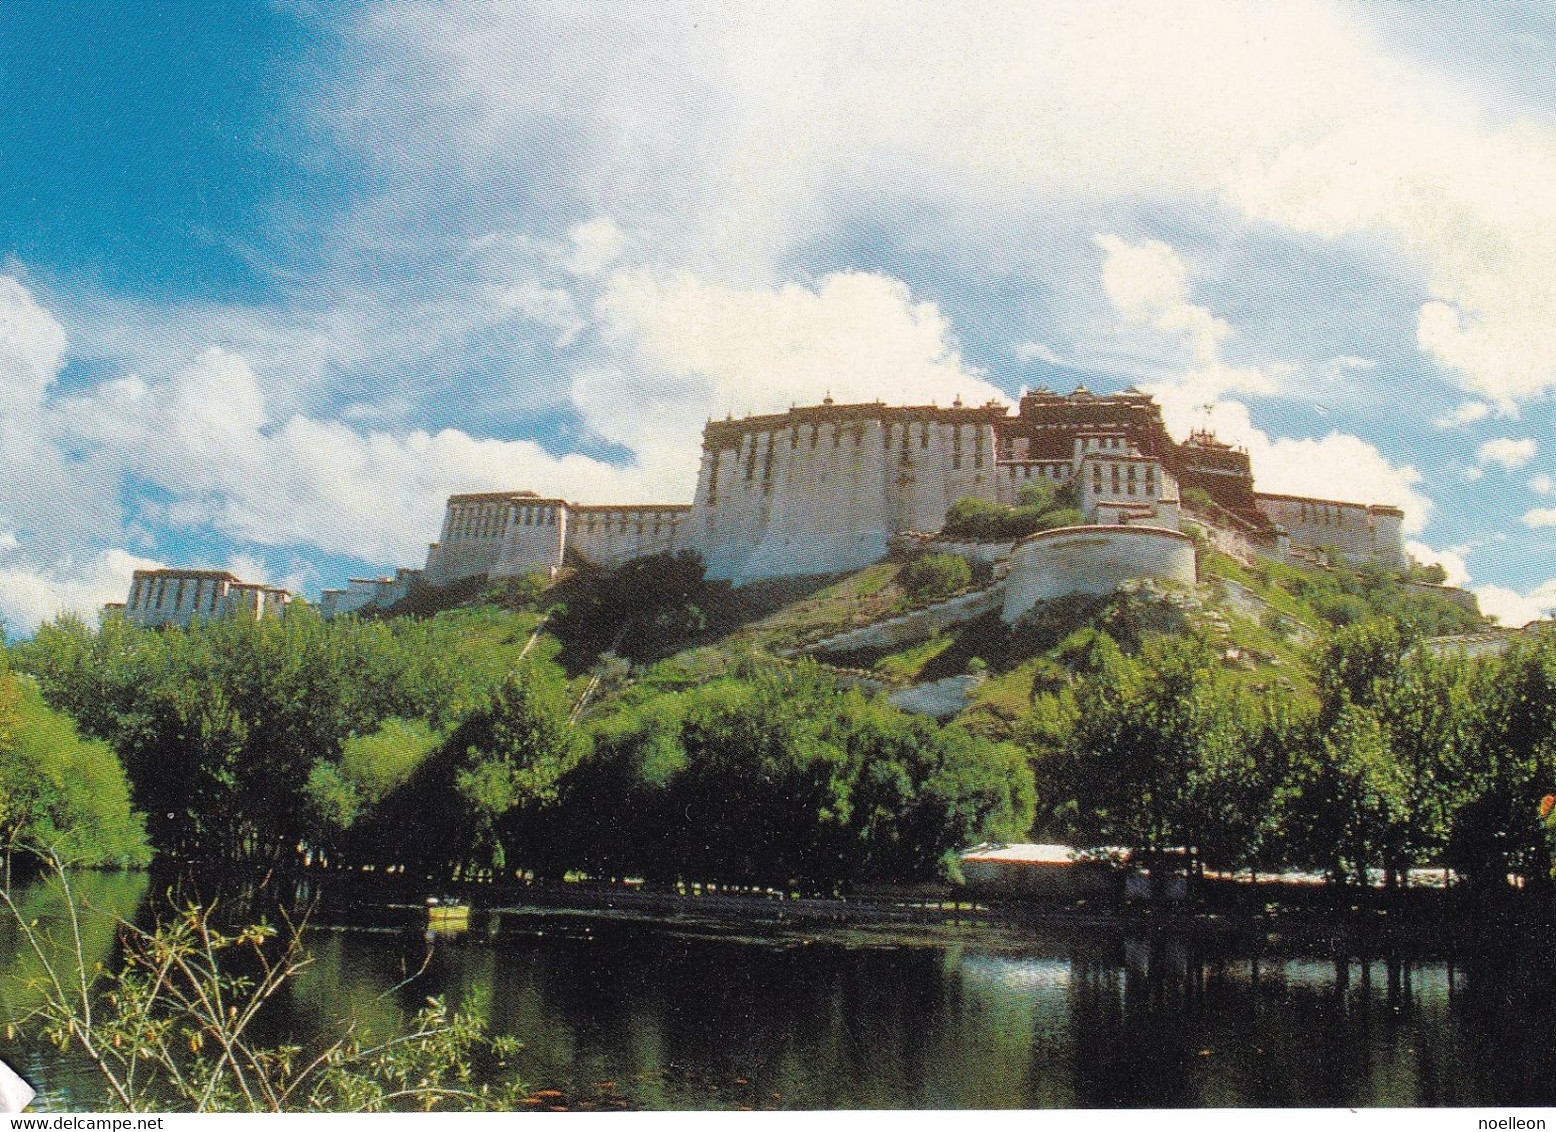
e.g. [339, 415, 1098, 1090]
[373, 544, 1486, 737]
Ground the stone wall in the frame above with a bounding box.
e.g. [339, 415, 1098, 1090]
[425, 493, 557, 586]
[563, 504, 688, 570]
[489, 499, 568, 577]
[687, 401, 1005, 583]
[1253, 493, 1405, 569]
[803, 584, 1005, 654]
[1001, 525, 1196, 624]
[123, 569, 291, 628]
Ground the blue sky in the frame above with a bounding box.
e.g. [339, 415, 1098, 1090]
[0, 0, 1552, 630]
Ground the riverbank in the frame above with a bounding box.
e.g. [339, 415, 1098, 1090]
[272, 868, 1544, 960]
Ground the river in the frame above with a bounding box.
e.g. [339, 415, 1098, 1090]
[2, 871, 1552, 1110]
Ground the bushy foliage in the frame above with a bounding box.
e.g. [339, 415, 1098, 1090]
[941, 483, 1083, 543]
[0, 861, 530, 1112]
[0, 667, 149, 868]
[1258, 556, 1482, 636]
[900, 553, 973, 604]
[16, 609, 522, 866]
[1024, 610, 1556, 892]
[550, 552, 728, 663]
[527, 662, 1035, 890]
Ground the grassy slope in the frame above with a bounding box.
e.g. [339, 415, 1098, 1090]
[385, 549, 1485, 738]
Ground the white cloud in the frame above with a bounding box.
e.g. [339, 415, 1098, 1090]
[1523, 506, 1556, 529]
[560, 218, 627, 278]
[1013, 340, 1066, 366]
[1530, 473, 1554, 495]
[1096, 235, 1280, 406]
[489, 281, 585, 347]
[1476, 436, 1537, 471]
[1433, 400, 1492, 429]
[2, 263, 1016, 617]
[1405, 540, 1470, 589]
[592, 269, 1006, 463]
[355, 0, 1556, 406]
[1473, 580, 1556, 628]
[0, 276, 67, 407]
[1095, 239, 1433, 535]
[0, 548, 162, 637]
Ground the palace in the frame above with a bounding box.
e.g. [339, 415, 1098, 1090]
[388, 387, 1402, 604]
[119, 388, 1408, 623]
[113, 568, 292, 629]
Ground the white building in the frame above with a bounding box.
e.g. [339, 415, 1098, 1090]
[120, 569, 292, 629]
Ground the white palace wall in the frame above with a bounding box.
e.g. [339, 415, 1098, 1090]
[425, 493, 559, 586]
[1253, 494, 1406, 569]
[1001, 526, 1196, 624]
[688, 407, 1003, 583]
[545, 505, 688, 571]
[400, 396, 1406, 601]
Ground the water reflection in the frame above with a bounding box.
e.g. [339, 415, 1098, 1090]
[2, 875, 1554, 1110]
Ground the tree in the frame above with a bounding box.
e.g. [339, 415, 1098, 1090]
[0, 664, 148, 872]
[1286, 702, 1411, 887]
[900, 553, 973, 604]
[456, 664, 590, 867]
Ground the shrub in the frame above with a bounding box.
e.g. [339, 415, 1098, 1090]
[901, 553, 973, 604]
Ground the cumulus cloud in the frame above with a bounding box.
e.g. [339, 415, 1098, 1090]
[1523, 507, 1556, 530]
[3, 266, 1005, 611]
[1476, 436, 1537, 471]
[0, 548, 162, 637]
[1473, 580, 1556, 628]
[1094, 238, 1433, 534]
[1096, 234, 1279, 403]
[1433, 401, 1493, 429]
[591, 269, 1005, 464]
[353, 0, 1556, 406]
[1530, 473, 1554, 495]
[1169, 396, 1432, 534]
[560, 218, 627, 278]
[1405, 540, 1470, 589]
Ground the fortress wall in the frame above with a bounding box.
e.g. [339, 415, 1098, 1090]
[1002, 526, 1196, 624]
[124, 569, 291, 628]
[687, 429, 762, 579]
[425, 494, 539, 585]
[568, 505, 689, 568]
[127, 570, 236, 628]
[1078, 453, 1170, 520]
[805, 584, 1006, 654]
[491, 499, 568, 577]
[895, 419, 1001, 533]
[921, 537, 1017, 564]
[737, 417, 895, 580]
[1181, 514, 1260, 566]
[1404, 581, 1481, 614]
[687, 408, 1008, 583]
[1254, 494, 1405, 568]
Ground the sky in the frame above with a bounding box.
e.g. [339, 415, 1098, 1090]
[0, 0, 1553, 633]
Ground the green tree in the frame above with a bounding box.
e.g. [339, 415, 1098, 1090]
[1285, 702, 1411, 887]
[0, 665, 148, 871]
[900, 553, 973, 604]
[456, 664, 589, 866]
